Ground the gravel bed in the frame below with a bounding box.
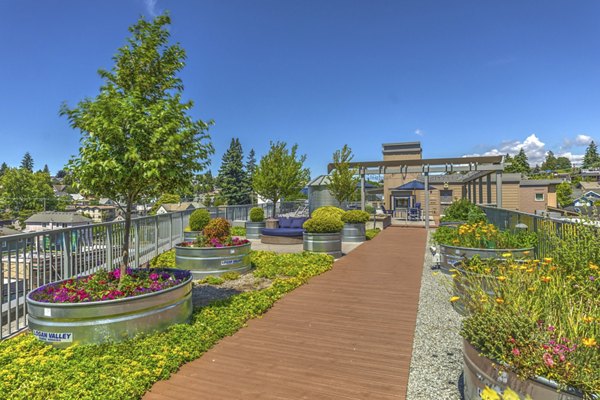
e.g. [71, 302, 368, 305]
[406, 232, 464, 400]
[191, 273, 271, 308]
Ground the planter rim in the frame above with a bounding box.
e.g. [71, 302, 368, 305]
[26, 268, 192, 308]
[304, 231, 342, 235]
[175, 242, 251, 250]
[463, 339, 588, 397]
[439, 243, 534, 252]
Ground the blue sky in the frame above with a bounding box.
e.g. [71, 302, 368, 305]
[1, 0, 599, 177]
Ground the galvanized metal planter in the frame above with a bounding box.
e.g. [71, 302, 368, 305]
[303, 232, 342, 258]
[184, 230, 202, 241]
[342, 223, 365, 243]
[438, 244, 533, 274]
[175, 242, 251, 279]
[463, 339, 585, 400]
[26, 269, 193, 349]
[245, 221, 265, 239]
[439, 220, 464, 228]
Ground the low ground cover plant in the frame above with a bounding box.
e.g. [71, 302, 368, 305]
[433, 221, 537, 249]
[0, 251, 333, 399]
[366, 228, 381, 240]
[30, 268, 187, 303]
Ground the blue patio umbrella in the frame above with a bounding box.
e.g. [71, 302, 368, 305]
[392, 180, 435, 191]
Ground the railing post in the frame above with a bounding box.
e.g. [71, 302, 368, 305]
[180, 212, 184, 240]
[106, 225, 113, 270]
[169, 213, 173, 247]
[154, 216, 160, 257]
[134, 221, 140, 268]
[62, 231, 73, 278]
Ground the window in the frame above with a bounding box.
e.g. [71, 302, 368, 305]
[535, 193, 544, 201]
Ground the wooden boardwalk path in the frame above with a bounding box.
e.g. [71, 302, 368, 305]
[145, 227, 427, 400]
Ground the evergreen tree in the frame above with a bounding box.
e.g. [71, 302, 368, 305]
[43, 164, 50, 174]
[0, 162, 7, 177]
[217, 138, 250, 205]
[55, 169, 67, 179]
[20, 152, 34, 171]
[505, 149, 530, 174]
[582, 141, 600, 169]
[246, 149, 257, 204]
[541, 151, 557, 171]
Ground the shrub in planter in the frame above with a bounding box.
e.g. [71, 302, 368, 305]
[203, 217, 231, 243]
[189, 208, 211, 232]
[311, 206, 345, 221]
[231, 226, 246, 237]
[440, 199, 486, 223]
[303, 215, 344, 233]
[453, 254, 600, 397]
[249, 207, 265, 222]
[342, 210, 370, 223]
[433, 221, 537, 250]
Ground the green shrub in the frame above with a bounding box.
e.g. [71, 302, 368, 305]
[189, 208, 211, 231]
[0, 251, 334, 400]
[311, 206, 344, 221]
[365, 205, 375, 214]
[231, 226, 246, 237]
[203, 218, 231, 242]
[366, 228, 381, 240]
[440, 199, 486, 223]
[199, 276, 224, 285]
[249, 207, 265, 222]
[341, 210, 370, 223]
[303, 215, 344, 233]
[221, 272, 240, 281]
[149, 249, 175, 268]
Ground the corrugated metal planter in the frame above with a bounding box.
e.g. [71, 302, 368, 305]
[184, 230, 202, 241]
[303, 232, 342, 258]
[26, 269, 193, 349]
[342, 223, 365, 242]
[175, 242, 251, 279]
[439, 221, 464, 228]
[439, 244, 533, 274]
[245, 221, 265, 239]
[463, 339, 585, 400]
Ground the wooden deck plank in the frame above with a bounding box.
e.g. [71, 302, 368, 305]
[144, 227, 426, 399]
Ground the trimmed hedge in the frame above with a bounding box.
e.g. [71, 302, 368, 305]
[341, 210, 370, 223]
[0, 251, 333, 400]
[311, 206, 344, 220]
[249, 207, 265, 222]
[188, 209, 211, 232]
[303, 215, 344, 233]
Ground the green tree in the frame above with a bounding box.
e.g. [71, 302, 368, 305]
[0, 162, 7, 177]
[20, 152, 34, 172]
[217, 138, 250, 204]
[555, 157, 572, 171]
[246, 149, 257, 204]
[505, 149, 530, 174]
[253, 141, 310, 218]
[149, 193, 181, 215]
[540, 151, 557, 171]
[55, 169, 67, 179]
[0, 167, 56, 217]
[328, 144, 358, 206]
[195, 170, 215, 195]
[582, 141, 600, 169]
[60, 14, 213, 279]
[556, 182, 573, 208]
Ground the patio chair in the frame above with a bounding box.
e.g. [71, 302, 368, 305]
[408, 207, 420, 221]
[380, 205, 394, 216]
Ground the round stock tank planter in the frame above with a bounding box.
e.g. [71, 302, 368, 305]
[439, 244, 533, 274]
[303, 232, 342, 258]
[175, 242, 251, 279]
[26, 269, 193, 349]
[463, 339, 585, 400]
[184, 230, 202, 241]
[342, 223, 365, 243]
[439, 220, 465, 228]
[245, 221, 265, 239]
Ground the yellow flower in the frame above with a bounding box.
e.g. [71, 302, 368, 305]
[540, 276, 552, 283]
[523, 251, 530, 255]
[527, 287, 535, 292]
[502, 388, 521, 400]
[526, 268, 534, 273]
[590, 263, 599, 270]
[582, 316, 594, 323]
[448, 268, 458, 273]
[449, 296, 460, 303]
[481, 387, 501, 400]
[582, 337, 597, 347]
[543, 257, 553, 263]
[502, 253, 512, 258]
[496, 276, 507, 281]
[495, 297, 505, 304]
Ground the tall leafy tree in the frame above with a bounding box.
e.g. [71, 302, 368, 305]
[253, 141, 310, 217]
[541, 151, 557, 171]
[217, 138, 250, 204]
[582, 141, 600, 169]
[556, 182, 573, 208]
[555, 156, 572, 171]
[0, 167, 56, 216]
[60, 14, 213, 279]
[328, 144, 358, 206]
[20, 152, 34, 171]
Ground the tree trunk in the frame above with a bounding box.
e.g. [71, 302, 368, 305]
[120, 201, 132, 285]
[271, 197, 278, 218]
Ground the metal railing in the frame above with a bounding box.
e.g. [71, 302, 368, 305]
[0, 200, 309, 340]
[0, 210, 193, 340]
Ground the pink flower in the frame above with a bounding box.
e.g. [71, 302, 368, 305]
[149, 273, 159, 281]
[512, 348, 521, 356]
[543, 353, 554, 368]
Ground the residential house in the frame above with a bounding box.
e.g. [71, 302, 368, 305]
[76, 205, 117, 223]
[25, 212, 92, 232]
[156, 202, 198, 214]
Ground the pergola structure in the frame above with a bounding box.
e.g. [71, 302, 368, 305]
[327, 155, 505, 229]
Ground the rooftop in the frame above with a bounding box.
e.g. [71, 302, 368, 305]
[25, 211, 92, 224]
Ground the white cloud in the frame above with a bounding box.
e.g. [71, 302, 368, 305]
[464, 134, 546, 165]
[561, 134, 593, 150]
[143, 0, 159, 17]
[414, 129, 424, 136]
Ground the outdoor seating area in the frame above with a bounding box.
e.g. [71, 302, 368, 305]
[260, 216, 308, 244]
